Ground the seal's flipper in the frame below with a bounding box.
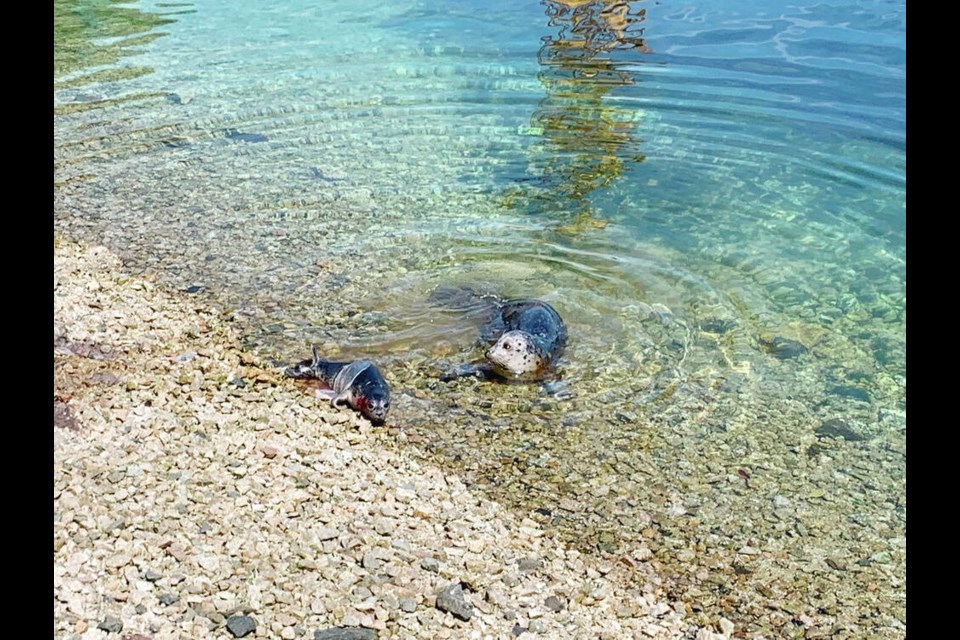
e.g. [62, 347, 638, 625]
[439, 362, 494, 382]
[332, 360, 373, 394]
[316, 388, 337, 400]
[283, 345, 328, 379]
[285, 358, 318, 379]
[330, 390, 353, 409]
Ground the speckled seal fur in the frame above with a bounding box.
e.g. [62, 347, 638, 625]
[431, 287, 567, 383]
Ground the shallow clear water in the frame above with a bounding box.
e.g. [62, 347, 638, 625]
[55, 0, 905, 636]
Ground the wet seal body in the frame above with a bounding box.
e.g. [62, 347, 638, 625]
[482, 300, 567, 380]
[285, 347, 390, 423]
[432, 286, 567, 383]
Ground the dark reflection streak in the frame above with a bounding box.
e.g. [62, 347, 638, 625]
[54, 0, 179, 83]
[505, 0, 653, 233]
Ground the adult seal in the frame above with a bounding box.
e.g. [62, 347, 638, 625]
[431, 286, 567, 383]
[285, 346, 391, 424]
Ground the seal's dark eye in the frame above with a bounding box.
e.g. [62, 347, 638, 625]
[504, 342, 512, 350]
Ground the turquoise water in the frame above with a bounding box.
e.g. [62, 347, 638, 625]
[54, 1, 905, 636]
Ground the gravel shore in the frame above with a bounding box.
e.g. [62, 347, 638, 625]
[54, 240, 734, 640]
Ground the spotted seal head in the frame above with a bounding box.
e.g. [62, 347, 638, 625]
[433, 289, 567, 383]
[485, 330, 551, 380]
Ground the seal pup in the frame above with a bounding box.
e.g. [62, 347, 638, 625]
[285, 346, 391, 424]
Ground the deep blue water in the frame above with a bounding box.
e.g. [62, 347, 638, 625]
[54, 1, 906, 635]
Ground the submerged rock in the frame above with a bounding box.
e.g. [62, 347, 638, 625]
[830, 385, 870, 402]
[815, 418, 865, 441]
[699, 318, 736, 334]
[224, 128, 269, 143]
[759, 335, 807, 359]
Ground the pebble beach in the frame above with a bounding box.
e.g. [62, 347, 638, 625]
[54, 239, 735, 640]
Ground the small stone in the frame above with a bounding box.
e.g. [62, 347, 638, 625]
[436, 582, 474, 621]
[98, 616, 123, 633]
[528, 620, 545, 633]
[354, 586, 374, 602]
[474, 597, 494, 615]
[261, 446, 279, 459]
[398, 597, 417, 613]
[142, 569, 162, 582]
[317, 528, 340, 541]
[467, 539, 486, 554]
[158, 593, 180, 606]
[226, 615, 256, 637]
[380, 593, 399, 612]
[373, 519, 395, 535]
[54, 400, 77, 430]
[512, 624, 526, 636]
[354, 598, 376, 612]
[772, 495, 791, 509]
[313, 628, 378, 640]
[518, 557, 542, 573]
[361, 552, 381, 571]
[420, 558, 439, 573]
[395, 483, 417, 501]
[276, 613, 298, 627]
[107, 471, 125, 484]
[486, 590, 508, 608]
[544, 596, 564, 612]
[105, 554, 131, 568]
[380, 503, 398, 518]
[719, 618, 735, 635]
